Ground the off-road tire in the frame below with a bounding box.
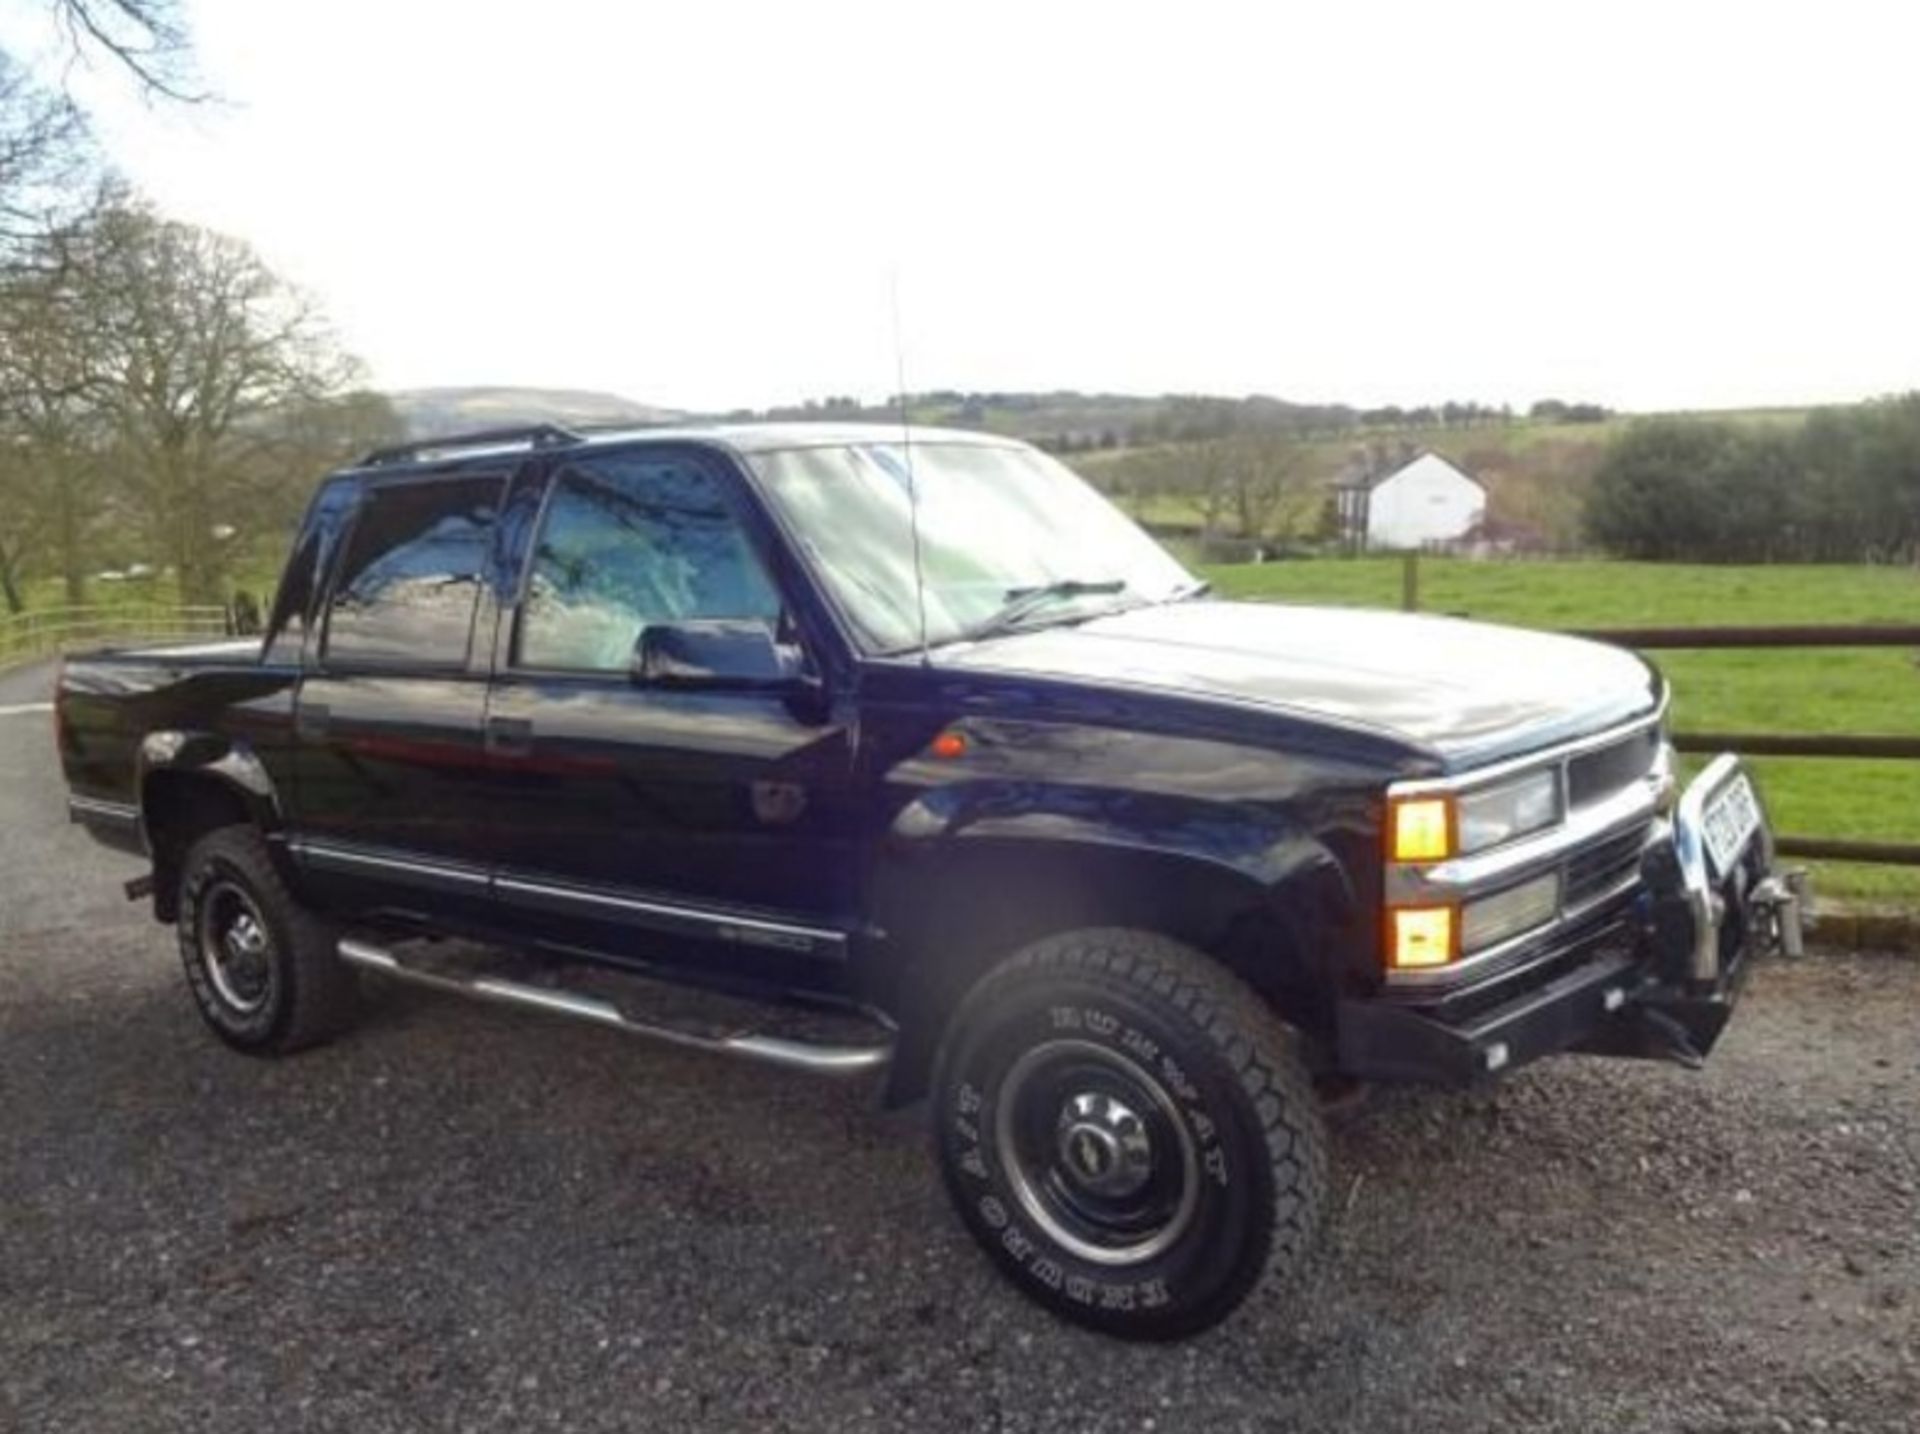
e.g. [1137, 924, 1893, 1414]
[932, 928, 1327, 1339]
[175, 825, 358, 1054]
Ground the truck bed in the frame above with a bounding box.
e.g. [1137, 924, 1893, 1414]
[58, 639, 281, 813]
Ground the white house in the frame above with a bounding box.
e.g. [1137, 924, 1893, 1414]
[1335, 451, 1486, 551]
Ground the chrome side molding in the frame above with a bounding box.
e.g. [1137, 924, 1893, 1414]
[336, 939, 891, 1076]
[68, 794, 140, 826]
[292, 839, 848, 960]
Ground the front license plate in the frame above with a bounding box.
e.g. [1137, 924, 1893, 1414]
[1702, 772, 1761, 874]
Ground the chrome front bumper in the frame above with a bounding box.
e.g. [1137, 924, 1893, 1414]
[1666, 753, 1807, 984]
[1338, 754, 1805, 1083]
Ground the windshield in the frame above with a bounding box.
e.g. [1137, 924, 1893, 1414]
[748, 441, 1195, 653]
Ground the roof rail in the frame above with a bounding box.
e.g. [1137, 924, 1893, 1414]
[358, 423, 585, 468]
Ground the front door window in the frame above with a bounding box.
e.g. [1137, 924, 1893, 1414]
[518, 454, 781, 674]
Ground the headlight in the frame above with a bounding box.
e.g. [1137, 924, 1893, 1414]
[1456, 769, 1562, 854]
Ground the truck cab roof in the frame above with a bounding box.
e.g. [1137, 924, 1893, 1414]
[338, 420, 1022, 478]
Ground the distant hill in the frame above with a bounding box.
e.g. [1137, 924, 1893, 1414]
[386, 386, 682, 439]
[376, 384, 1816, 551]
[740, 391, 1345, 447]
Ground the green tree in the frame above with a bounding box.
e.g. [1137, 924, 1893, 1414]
[1584, 418, 1744, 560]
[1841, 394, 1920, 562]
[1584, 406, 1920, 564]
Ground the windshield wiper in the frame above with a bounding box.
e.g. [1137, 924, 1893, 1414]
[963, 578, 1128, 643]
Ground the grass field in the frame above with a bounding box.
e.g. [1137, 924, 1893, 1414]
[12, 550, 1916, 901]
[1200, 556, 1920, 901]
[11, 558, 285, 615]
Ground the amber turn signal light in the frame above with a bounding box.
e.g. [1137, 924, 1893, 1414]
[1388, 905, 1457, 969]
[930, 730, 968, 760]
[1389, 796, 1454, 862]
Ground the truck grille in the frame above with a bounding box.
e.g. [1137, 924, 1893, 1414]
[1564, 821, 1652, 909]
[1384, 707, 1669, 994]
[1568, 727, 1660, 810]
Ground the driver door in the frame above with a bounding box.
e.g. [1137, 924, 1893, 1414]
[481, 445, 859, 988]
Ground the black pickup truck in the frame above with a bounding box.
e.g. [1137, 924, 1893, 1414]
[59, 422, 1803, 1338]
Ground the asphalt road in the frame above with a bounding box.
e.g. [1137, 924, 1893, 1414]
[3, 659, 1917, 1433]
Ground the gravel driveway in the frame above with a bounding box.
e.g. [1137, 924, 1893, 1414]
[3, 661, 1916, 1433]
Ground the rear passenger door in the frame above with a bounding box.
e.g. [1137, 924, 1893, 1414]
[288, 470, 509, 920]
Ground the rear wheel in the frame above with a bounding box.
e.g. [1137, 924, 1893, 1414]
[932, 928, 1327, 1339]
[175, 826, 358, 1054]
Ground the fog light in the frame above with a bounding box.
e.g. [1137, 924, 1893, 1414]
[1461, 872, 1560, 954]
[1388, 905, 1456, 969]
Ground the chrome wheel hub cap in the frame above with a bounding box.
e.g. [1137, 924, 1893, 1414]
[200, 881, 272, 1013]
[993, 1039, 1200, 1267]
[1057, 1090, 1153, 1200]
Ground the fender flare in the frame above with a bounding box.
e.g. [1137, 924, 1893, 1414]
[135, 730, 288, 918]
[866, 780, 1360, 1105]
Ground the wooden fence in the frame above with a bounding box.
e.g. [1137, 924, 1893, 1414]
[1395, 551, 1920, 868]
[1576, 623, 1920, 868]
[13, 562, 1920, 867]
[0, 604, 232, 671]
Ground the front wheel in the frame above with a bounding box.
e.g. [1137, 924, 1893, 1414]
[932, 929, 1327, 1339]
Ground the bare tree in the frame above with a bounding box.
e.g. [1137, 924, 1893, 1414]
[69, 202, 367, 602]
[1097, 430, 1315, 542]
[225, 388, 405, 554]
[0, 443, 42, 611]
[0, 55, 94, 610]
[1185, 438, 1238, 535]
[1223, 434, 1309, 541]
[0, 205, 110, 602]
[0, 3, 206, 611]
[0, 55, 91, 250]
[45, 0, 200, 101]
[1176, 433, 1310, 540]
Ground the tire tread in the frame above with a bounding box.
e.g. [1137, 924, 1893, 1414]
[943, 926, 1328, 1332]
[176, 825, 357, 1054]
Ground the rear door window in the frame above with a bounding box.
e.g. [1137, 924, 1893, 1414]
[265, 477, 359, 663]
[323, 476, 503, 667]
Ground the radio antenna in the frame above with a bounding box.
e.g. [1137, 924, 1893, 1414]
[890, 268, 931, 663]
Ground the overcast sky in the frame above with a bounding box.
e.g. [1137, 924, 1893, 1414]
[7, 0, 1917, 413]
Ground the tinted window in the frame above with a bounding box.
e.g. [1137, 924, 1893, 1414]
[324, 477, 501, 666]
[518, 454, 780, 672]
[266, 477, 358, 663]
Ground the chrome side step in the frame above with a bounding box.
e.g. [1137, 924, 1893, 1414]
[337, 939, 891, 1076]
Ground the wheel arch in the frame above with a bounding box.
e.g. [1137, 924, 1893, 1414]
[867, 802, 1358, 1107]
[137, 732, 287, 923]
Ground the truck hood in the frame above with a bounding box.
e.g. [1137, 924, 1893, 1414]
[934, 599, 1661, 769]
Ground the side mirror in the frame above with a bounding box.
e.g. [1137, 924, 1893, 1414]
[631, 619, 808, 690]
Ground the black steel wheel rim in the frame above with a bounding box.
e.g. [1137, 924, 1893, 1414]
[198, 878, 273, 1014]
[992, 1038, 1200, 1266]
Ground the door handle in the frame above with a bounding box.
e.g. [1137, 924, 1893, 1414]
[485, 715, 534, 757]
[297, 701, 330, 740]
